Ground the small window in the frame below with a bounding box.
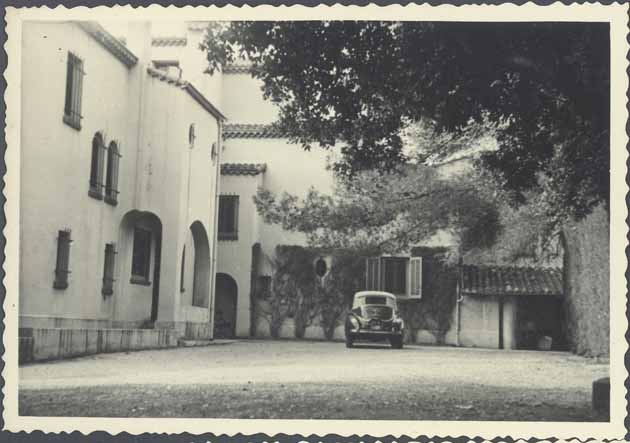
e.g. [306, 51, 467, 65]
[382, 257, 407, 295]
[315, 257, 328, 277]
[188, 124, 196, 147]
[104, 141, 121, 205]
[131, 227, 152, 284]
[89, 133, 106, 199]
[180, 246, 186, 292]
[53, 229, 72, 290]
[63, 52, 84, 130]
[218, 195, 239, 240]
[102, 243, 116, 296]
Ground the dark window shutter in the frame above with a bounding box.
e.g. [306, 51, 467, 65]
[105, 141, 120, 205]
[102, 243, 116, 296]
[89, 133, 104, 199]
[63, 52, 83, 130]
[365, 257, 380, 290]
[64, 55, 73, 117]
[180, 245, 186, 292]
[53, 230, 72, 290]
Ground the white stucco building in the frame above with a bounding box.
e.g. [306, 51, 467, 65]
[19, 21, 226, 360]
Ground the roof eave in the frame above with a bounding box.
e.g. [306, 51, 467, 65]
[76, 21, 138, 68]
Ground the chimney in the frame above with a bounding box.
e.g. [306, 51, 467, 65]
[126, 21, 152, 67]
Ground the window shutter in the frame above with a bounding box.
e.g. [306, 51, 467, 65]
[105, 142, 121, 205]
[102, 243, 116, 296]
[75, 57, 84, 122]
[408, 257, 422, 298]
[180, 246, 186, 292]
[64, 55, 73, 117]
[365, 257, 381, 290]
[53, 229, 72, 289]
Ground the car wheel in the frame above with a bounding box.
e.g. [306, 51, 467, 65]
[390, 336, 403, 349]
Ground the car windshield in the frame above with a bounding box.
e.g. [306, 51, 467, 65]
[364, 296, 387, 305]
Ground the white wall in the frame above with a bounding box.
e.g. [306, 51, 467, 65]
[20, 22, 221, 333]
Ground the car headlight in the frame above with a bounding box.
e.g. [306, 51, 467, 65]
[349, 316, 360, 330]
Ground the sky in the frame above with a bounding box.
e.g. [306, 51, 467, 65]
[100, 21, 188, 40]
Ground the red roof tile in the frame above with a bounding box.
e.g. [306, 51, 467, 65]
[221, 163, 267, 176]
[461, 265, 563, 297]
[223, 123, 284, 139]
[151, 36, 187, 47]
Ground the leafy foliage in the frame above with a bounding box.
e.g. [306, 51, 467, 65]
[202, 21, 609, 221]
[254, 164, 502, 258]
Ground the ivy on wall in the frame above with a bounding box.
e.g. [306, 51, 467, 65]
[254, 245, 365, 340]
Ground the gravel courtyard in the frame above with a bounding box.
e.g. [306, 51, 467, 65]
[19, 340, 609, 421]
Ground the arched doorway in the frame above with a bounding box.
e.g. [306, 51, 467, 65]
[117, 210, 163, 324]
[214, 273, 237, 338]
[189, 221, 210, 308]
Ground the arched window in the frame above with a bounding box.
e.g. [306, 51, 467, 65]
[188, 124, 196, 147]
[89, 132, 105, 199]
[105, 141, 121, 205]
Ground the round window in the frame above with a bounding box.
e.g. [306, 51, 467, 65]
[315, 258, 328, 277]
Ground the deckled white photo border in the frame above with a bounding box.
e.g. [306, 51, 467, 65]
[3, 3, 628, 439]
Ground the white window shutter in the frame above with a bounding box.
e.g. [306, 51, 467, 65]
[365, 257, 381, 290]
[408, 257, 422, 298]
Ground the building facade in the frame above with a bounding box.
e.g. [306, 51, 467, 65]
[19, 21, 224, 360]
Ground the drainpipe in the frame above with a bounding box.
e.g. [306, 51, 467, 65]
[208, 120, 223, 339]
[455, 257, 464, 347]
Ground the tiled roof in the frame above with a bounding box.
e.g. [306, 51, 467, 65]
[223, 123, 284, 139]
[461, 265, 563, 297]
[77, 22, 138, 68]
[146, 67, 226, 121]
[223, 63, 252, 74]
[221, 163, 267, 176]
[151, 36, 187, 47]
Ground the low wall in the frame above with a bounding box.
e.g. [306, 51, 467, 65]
[19, 327, 180, 363]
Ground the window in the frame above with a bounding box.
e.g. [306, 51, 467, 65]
[102, 243, 116, 296]
[364, 256, 422, 298]
[89, 133, 106, 199]
[180, 246, 186, 292]
[131, 227, 152, 284]
[188, 124, 196, 147]
[382, 257, 407, 295]
[218, 195, 239, 240]
[63, 52, 84, 130]
[104, 141, 121, 205]
[53, 229, 72, 289]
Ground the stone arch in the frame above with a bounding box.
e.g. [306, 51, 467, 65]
[189, 220, 210, 308]
[117, 210, 163, 324]
[214, 273, 238, 338]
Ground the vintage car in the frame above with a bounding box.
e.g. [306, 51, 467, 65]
[345, 291, 404, 349]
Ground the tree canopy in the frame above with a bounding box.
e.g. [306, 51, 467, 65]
[203, 21, 609, 222]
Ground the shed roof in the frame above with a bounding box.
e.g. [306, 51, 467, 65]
[220, 163, 267, 176]
[146, 67, 226, 121]
[223, 123, 284, 139]
[461, 265, 563, 297]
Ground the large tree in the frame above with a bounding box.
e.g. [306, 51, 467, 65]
[203, 21, 609, 224]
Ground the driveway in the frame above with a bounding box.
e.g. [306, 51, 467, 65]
[19, 340, 608, 420]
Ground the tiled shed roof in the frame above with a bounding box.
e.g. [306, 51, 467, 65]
[151, 36, 187, 47]
[461, 265, 563, 297]
[146, 67, 226, 121]
[221, 163, 267, 176]
[223, 123, 284, 139]
[77, 22, 138, 68]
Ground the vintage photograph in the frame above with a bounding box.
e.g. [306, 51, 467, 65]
[2, 3, 628, 440]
